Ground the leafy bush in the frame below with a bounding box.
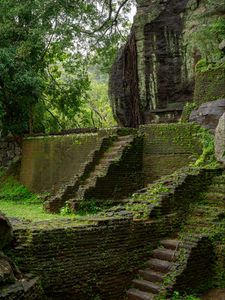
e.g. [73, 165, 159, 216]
[0, 175, 39, 202]
[194, 128, 219, 168]
[180, 102, 197, 122]
[171, 291, 201, 300]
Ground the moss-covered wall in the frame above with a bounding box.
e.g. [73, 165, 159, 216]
[20, 124, 203, 193]
[20, 133, 108, 193]
[194, 67, 225, 105]
[141, 124, 202, 184]
[8, 168, 221, 300]
[9, 217, 175, 300]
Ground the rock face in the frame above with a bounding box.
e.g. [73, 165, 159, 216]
[215, 112, 225, 166]
[109, 0, 224, 127]
[189, 99, 225, 132]
[0, 213, 16, 285]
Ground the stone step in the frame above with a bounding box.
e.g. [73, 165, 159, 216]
[127, 288, 154, 300]
[94, 164, 108, 172]
[152, 248, 178, 262]
[132, 279, 161, 294]
[146, 258, 173, 273]
[139, 269, 164, 283]
[161, 239, 181, 250]
[103, 151, 120, 159]
[110, 144, 124, 151]
[113, 140, 130, 146]
[100, 157, 118, 164]
[117, 135, 133, 141]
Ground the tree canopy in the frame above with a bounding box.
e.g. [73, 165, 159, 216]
[0, 0, 134, 135]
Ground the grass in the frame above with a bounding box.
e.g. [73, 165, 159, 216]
[0, 200, 72, 221]
[0, 170, 77, 221]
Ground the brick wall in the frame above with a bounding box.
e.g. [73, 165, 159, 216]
[140, 124, 202, 184]
[9, 217, 176, 300]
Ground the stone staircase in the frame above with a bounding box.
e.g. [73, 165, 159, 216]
[44, 135, 135, 212]
[127, 239, 181, 300]
[68, 135, 134, 210]
[127, 172, 225, 300]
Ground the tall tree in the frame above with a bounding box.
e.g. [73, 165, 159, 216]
[0, 0, 134, 135]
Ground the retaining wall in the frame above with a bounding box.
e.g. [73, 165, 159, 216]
[19, 124, 202, 193]
[140, 124, 202, 184]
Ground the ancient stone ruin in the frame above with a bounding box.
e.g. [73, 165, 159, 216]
[0, 0, 224, 300]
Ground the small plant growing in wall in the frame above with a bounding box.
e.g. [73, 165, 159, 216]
[194, 127, 219, 168]
[60, 203, 73, 216]
[171, 291, 201, 300]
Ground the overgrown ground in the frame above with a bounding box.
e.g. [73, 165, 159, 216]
[0, 170, 75, 220]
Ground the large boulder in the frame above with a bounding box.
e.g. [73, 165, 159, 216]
[215, 112, 225, 166]
[189, 99, 225, 132]
[109, 0, 224, 127]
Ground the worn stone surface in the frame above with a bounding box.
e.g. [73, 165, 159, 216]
[189, 99, 225, 132]
[110, 0, 191, 126]
[215, 112, 225, 166]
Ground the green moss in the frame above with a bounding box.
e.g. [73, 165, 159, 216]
[180, 102, 197, 122]
[0, 173, 39, 202]
[194, 67, 225, 105]
[193, 127, 220, 168]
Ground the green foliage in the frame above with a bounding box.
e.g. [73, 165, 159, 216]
[0, 174, 39, 202]
[194, 128, 219, 168]
[86, 71, 116, 128]
[180, 102, 197, 122]
[171, 291, 200, 300]
[0, 0, 133, 135]
[195, 59, 225, 73]
[60, 203, 73, 216]
[190, 16, 225, 64]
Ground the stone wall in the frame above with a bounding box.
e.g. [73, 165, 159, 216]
[19, 124, 202, 194]
[172, 238, 215, 294]
[20, 131, 117, 193]
[194, 67, 225, 105]
[9, 217, 175, 300]
[7, 167, 221, 300]
[140, 123, 202, 184]
[0, 138, 21, 168]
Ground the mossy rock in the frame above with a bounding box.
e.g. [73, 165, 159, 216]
[0, 213, 12, 250]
